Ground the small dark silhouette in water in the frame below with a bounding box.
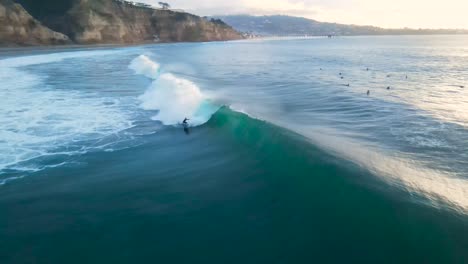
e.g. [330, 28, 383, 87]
[339, 72, 342, 75]
[366, 68, 369, 71]
[345, 83, 350, 87]
[340, 76, 344, 79]
[320, 68, 323, 70]
[387, 86, 391, 90]
[460, 85, 465, 88]
[406, 75, 408, 79]
[367, 90, 370, 96]
[182, 118, 190, 135]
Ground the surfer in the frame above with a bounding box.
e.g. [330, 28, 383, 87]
[182, 118, 190, 135]
[367, 90, 370, 96]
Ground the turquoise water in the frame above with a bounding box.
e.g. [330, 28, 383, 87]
[1, 36, 468, 263]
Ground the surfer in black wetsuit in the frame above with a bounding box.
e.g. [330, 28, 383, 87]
[182, 118, 190, 134]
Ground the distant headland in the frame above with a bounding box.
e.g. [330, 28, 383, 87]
[214, 15, 468, 37]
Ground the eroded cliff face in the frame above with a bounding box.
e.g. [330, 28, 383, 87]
[65, 0, 242, 44]
[15, 0, 243, 45]
[0, 0, 70, 46]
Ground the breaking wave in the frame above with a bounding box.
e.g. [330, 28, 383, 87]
[129, 55, 220, 126]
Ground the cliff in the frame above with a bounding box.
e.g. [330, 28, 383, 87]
[0, 0, 70, 46]
[9, 0, 243, 45]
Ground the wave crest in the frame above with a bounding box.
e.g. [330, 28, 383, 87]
[130, 55, 220, 126]
[129, 55, 160, 79]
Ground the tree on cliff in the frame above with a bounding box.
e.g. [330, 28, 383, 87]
[158, 2, 170, 9]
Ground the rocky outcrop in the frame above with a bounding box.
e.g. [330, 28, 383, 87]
[0, 0, 70, 46]
[13, 0, 243, 45]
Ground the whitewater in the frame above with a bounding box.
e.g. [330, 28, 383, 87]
[129, 55, 220, 126]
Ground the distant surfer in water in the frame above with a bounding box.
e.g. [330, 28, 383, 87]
[182, 118, 190, 135]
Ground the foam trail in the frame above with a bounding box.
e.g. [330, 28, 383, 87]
[0, 50, 133, 176]
[0, 50, 121, 68]
[285, 123, 468, 214]
[0, 176, 25, 186]
[130, 55, 220, 126]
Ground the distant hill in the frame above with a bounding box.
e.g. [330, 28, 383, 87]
[214, 15, 468, 36]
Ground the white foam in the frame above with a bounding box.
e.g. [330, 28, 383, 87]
[130, 55, 220, 126]
[284, 123, 468, 214]
[0, 176, 25, 186]
[129, 55, 160, 79]
[0, 50, 133, 174]
[0, 50, 120, 68]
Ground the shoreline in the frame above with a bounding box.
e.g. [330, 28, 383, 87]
[3, 33, 468, 52]
[0, 39, 247, 54]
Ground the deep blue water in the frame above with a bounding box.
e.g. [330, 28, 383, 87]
[1, 36, 468, 263]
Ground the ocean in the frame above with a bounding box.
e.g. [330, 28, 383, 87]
[1, 36, 467, 263]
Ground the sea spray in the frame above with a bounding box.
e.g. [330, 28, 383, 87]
[129, 55, 220, 126]
[128, 55, 160, 79]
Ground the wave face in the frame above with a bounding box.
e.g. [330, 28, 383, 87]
[130, 55, 220, 126]
[207, 106, 468, 214]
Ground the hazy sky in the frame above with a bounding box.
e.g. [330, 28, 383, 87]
[141, 0, 468, 29]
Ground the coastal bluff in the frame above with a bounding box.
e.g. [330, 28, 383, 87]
[1, 0, 243, 46]
[0, 0, 70, 46]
